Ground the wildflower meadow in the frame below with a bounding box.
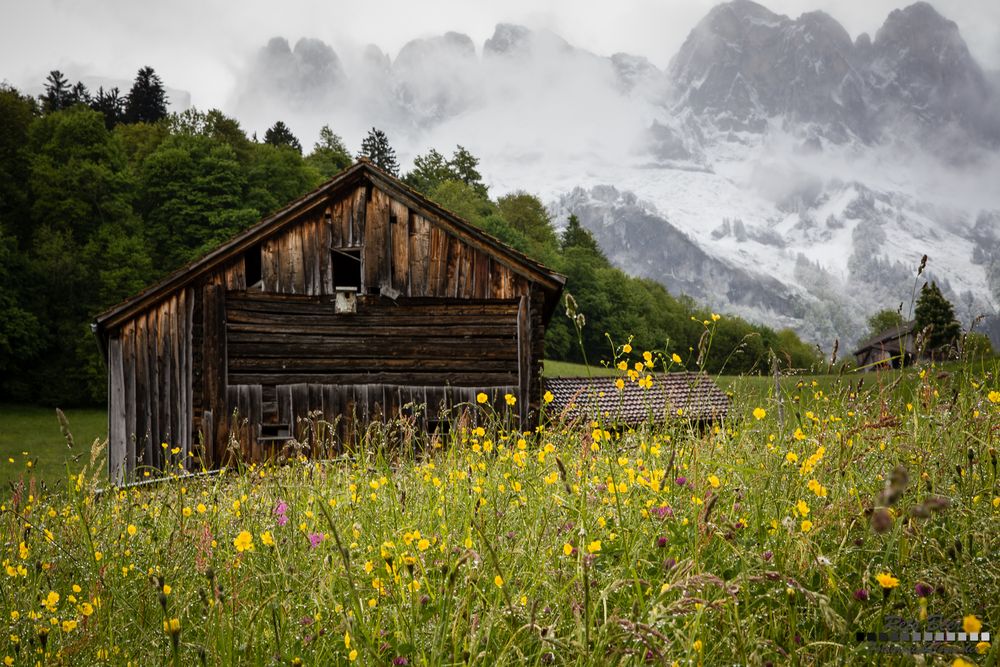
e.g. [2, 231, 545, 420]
[2, 337, 999, 666]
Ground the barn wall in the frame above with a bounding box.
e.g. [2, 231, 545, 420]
[107, 288, 194, 484]
[225, 293, 520, 386]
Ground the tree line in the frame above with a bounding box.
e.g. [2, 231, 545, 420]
[0, 68, 820, 407]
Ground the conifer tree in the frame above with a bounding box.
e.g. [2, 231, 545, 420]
[263, 120, 302, 154]
[914, 281, 961, 353]
[41, 70, 72, 113]
[357, 127, 399, 175]
[124, 66, 168, 124]
[560, 214, 604, 258]
[91, 87, 125, 129]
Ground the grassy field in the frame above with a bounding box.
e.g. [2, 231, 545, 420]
[1, 349, 998, 666]
[0, 404, 107, 488]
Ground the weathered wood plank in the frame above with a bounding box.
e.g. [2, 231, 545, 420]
[229, 358, 518, 373]
[148, 308, 161, 470]
[364, 187, 390, 292]
[123, 323, 137, 480]
[321, 210, 334, 295]
[426, 226, 447, 297]
[517, 294, 530, 426]
[108, 337, 126, 485]
[352, 185, 367, 247]
[229, 371, 519, 386]
[227, 339, 518, 359]
[202, 284, 227, 468]
[409, 214, 431, 297]
[390, 199, 410, 294]
[137, 312, 152, 470]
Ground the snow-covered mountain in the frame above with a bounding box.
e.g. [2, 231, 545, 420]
[232, 1, 1000, 349]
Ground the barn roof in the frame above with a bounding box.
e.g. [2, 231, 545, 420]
[851, 320, 916, 355]
[93, 159, 565, 337]
[544, 373, 730, 425]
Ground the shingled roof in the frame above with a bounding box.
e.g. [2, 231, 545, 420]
[544, 373, 730, 425]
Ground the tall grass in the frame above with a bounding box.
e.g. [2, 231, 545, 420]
[1, 351, 998, 665]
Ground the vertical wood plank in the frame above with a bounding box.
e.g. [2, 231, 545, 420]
[364, 187, 390, 292]
[352, 185, 367, 247]
[321, 209, 334, 295]
[390, 199, 410, 294]
[108, 337, 126, 485]
[202, 284, 227, 469]
[123, 322, 136, 480]
[517, 295, 531, 427]
[148, 308, 161, 470]
[409, 213, 430, 296]
[138, 312, 152, 471]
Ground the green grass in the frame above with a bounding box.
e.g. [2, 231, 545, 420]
[543, 359, 618, 377]
[2, 360, 998, 666]
[0, 404, 107, 488]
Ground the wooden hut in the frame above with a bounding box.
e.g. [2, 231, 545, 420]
[852, 321, 917, 370]
[93, 160, 565, 483]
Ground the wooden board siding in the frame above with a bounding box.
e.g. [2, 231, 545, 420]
[237, 185, 529, 302]
[107, 289, 194, 485]
[226, 382, 517, 460]
[225, 293, 520, 388]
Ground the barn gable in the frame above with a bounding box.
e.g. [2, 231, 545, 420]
[94, 160, 564, 483]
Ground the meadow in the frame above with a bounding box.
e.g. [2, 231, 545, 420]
[1, 349, 998, 666]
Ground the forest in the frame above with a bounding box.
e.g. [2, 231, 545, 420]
[0, 68, 821, 407]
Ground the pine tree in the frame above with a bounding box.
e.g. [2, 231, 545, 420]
[91, 87, 125, 129]
[68, 81, 91, 106]
[914, 281, 961, 353]
[263, 121, 302, 154]
[560, 214, 604, 257]
[124, 66, 168, 124]
[357, 127, 399, 175]
[41, 70, 72, 113]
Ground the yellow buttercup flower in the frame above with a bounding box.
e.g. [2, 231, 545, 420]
[234, 531, 254, 553]
[476, 392, 488, 404]
[752, 407, 766, 420]
[963, 615, 982, 634]
[875, 572, 899, 589]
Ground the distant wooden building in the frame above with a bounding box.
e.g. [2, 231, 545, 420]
[544, 373, 730, 426]
[852, 321, 917, 370]
[93, 160, 565, 483]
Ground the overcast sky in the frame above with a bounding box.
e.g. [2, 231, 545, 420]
[2, 0, 998, 111]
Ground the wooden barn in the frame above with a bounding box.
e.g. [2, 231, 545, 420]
[93, 160, 565, 484]
[852, 321, 918, 370]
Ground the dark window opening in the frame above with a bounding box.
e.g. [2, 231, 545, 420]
[245, 244, 262, 288]
[331, 248, 362, 289]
